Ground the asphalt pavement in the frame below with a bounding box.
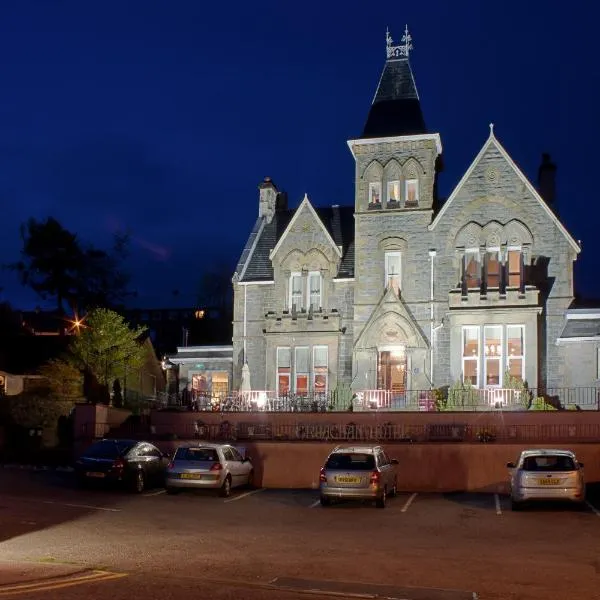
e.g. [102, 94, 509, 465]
[0, 468, 599, 600]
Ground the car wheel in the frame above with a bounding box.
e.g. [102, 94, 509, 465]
[132, 470, 145, 494]
[220, 476, 232, 498]
[389, 479, 398, 498]
[247, 470, 254, 489]
[376, 488, 387, 509]
[166, 486, 179, 495]
[320, 496, 331, 507]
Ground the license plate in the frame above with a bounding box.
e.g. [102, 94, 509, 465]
[180, 473, 203, 480]
[539, 478, 560, 485]
[335, 475, 361, 484]
[86, 471, 105, 478]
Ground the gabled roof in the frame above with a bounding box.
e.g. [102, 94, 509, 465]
[361, 56, 426, 138]
[269, 194, 342, 261]
[429, 127, 581, 254]
[236, 202, 355, 283]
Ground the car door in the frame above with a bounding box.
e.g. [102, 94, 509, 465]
[229, 446, 250, 486]
[137, 443, 161, 484]
[222, 446, 243, 487]
[377, 450, 392, 489]
[147, 443, 168, 485]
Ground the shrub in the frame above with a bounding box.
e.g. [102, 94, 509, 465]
[530, 396, 558, 411]
[446, 380, 479, 411]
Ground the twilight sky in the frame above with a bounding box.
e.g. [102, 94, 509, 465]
[0, 1, 597, 309]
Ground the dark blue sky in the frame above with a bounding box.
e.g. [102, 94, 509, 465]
[0, 1, 597, 309]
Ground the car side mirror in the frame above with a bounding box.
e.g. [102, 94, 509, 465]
[391, 459, 399, 465]
[506, 462, 516, 469]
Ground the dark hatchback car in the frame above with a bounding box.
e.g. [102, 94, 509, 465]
[74, 439, 170, 493]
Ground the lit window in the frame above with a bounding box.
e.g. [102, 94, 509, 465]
[313, 346, 328, 396]
[507, 250, 522, 287]
[369, 182, 381, 205]
[405, 179, 419, 205]
[387, 180, 400, 202]
[308, 271, 322, 310]
[194, 309, 205, 319]
[289, 272, 303, 310]
[277, 347, 291, 396]
[507, 326, 525, 381]
[294, 347, 309, 394]
[464, 251, 481, 289]
[385, 251, 401, 294]
[486, 251, 501, 288]
[484, 325, 502, 386]
[462, 326, 479, 386]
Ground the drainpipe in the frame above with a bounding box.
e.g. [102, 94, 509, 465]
[428, 250, 436, 388]
[243, 284, 247, 364]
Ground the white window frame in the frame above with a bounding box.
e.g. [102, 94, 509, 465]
[294, 346, 310, 394]
[384, 251, 402, 293]
[307, 271, 322, 310]
[369, 182, 382, 205]
[506, 325, 525, 382]
[312, 345, 328, 396]
[289, 271, 303, 311]
[483, 325, 503, 387]
[276, 347, 291, 397]
[387, 180, 400, 203]
[405, 179, 419, 204]
[462, 326, 480, 387]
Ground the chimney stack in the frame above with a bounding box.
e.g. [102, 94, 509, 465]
[258, 176, 278, 223]
[537, 152, 557, 210]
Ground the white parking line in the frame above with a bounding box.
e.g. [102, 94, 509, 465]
[223, 488, 265, 503]
[400, 492, 418, 513]
[143, 490, 166, 497]
[586, 500, 600, 517]
[494, 493, 502, 515]
[42, 500, 121, 512]
[309, 499, 321, 508]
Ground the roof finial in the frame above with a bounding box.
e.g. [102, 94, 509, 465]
[489, 122, 495, 136]
[386, 24, 413, 60]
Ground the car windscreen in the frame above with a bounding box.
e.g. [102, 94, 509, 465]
[84, 440, 135, 459]
[522, 455, 577, 472]
[175, 447, 219, 462]
[325, 453, 375, 471]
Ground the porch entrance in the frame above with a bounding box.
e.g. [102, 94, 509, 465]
[377, 348, 407, 395]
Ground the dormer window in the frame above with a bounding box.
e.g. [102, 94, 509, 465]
[387, 180, 400, 203]
[308, 271, 322, 310]
[289, 272, 303, 310]
[369, 182, 381, 205]
[405, 179, 419, 206]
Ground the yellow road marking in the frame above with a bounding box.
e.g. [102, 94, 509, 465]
[0, 570, 127, 596]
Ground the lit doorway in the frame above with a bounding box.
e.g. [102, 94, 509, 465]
[377, 347, 407, 395]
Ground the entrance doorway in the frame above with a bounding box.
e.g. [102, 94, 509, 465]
[377, 348, 407, 395]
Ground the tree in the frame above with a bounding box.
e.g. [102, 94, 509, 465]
[38, 357, 84, 400]
[69, 308, 147, 402]
[9, 217, 131, 314]
[8, 394, 74, 430]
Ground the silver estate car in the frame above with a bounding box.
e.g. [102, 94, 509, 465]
[319, 445, 398, 508]
[507, 449, 585, 510]
[166, 443, 254, 497]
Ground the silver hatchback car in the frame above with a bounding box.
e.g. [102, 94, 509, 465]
[319, 445, 398, 508]
[507, 449, 585, 510]
[166, 443, 254, 497]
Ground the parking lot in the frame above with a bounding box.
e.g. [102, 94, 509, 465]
[0, 468, 599, 600]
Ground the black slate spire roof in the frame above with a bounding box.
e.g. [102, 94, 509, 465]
[361, 27, 426, 138]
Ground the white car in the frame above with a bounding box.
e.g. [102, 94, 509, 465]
[507, 449, 585, 510]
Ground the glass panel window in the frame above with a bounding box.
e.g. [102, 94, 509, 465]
[295, 347, 309, 394]
[369, 182, 381, 205]
[508, 250, 522, 287]
[289, 272, 303, 310]
[387, 180, 400, 202]
[507, 326, 525, 381]
[313, 346, 328, 396]
[462, 326, 479, 386]
[385, 251, 401, 294]
[486, 251, 501, 288]
[277, 347, 291, 396]
[484, 326, 502, 386]
[308, 271, 322, 310]
[405, 179, 419, 205]
[464, 251, 481, 289]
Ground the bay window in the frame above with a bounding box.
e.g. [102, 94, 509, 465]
[289, 272, 303, 310]
[277, 347, 291, 396]
[484, 326, 502, 386]
[385, 251, 401, 294]
[369, 182, 381, 205]
[294, 347, 309, 394]
[405, 179, 419, 205]
[308, 271, 322, 310]
[507, 326, 525, 381]
[387, 180, 400, 203]
[313, 346, 328, 396]
[462, 326, 480, 386]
